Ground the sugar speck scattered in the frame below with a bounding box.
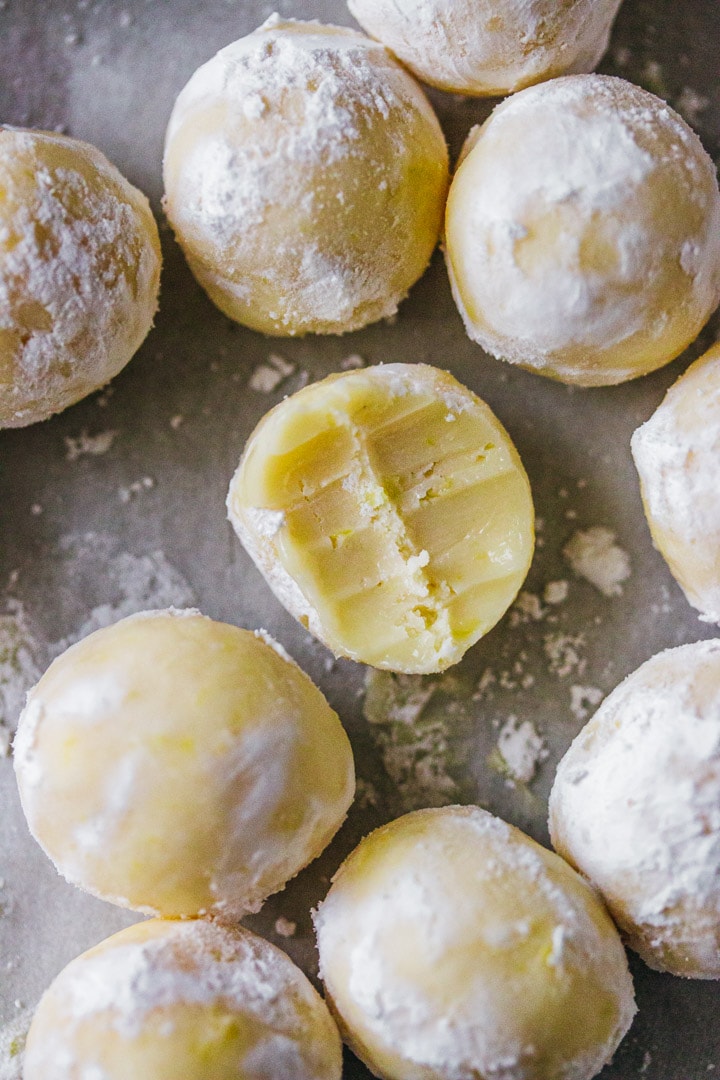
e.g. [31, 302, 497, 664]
[249, 353, 296, 393]
[563, 526, 631, 597]
[119, 477, 155, 504]
[0, 1005, 32, 1080]
[544, 632, 587, 679]
[339, 353, 365, 370]
[64, 429, 117, 462]
[569, 685, 604, 723]
[491, 715, 547, 786]
[543, 580, 569, 605]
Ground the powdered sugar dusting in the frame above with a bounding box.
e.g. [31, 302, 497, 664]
[0, 601, 41, 740]
[550, 639, 720, 977]
[51, 534, 195, 650]
[23, 922, 340, 1078]
[445, 74, 720, 384]
[563, 526, 631, 597]
[493, 716, 547, 785]
[0, 127, 160, 428]
[0, 1006, 31, 1080]
[164, 17, 447, 336]
[64, 429, 117, 462]
[0, 535, 194, 745]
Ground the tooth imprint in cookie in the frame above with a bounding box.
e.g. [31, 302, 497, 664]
[228, 363, 534, 673]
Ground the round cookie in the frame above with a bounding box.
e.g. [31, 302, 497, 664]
[444, 75, 720, 386]
[227, 363, 534, 674]
[632, 342, 720, 623]
[0, 126, 161, 428]
[348, 0, 623, 96]
[314, 805, 636, 1080]
[24, 919, 342, 1080]
[163, 16, 448, 336]
[13, 609, 355, 919]
[549, 640, 720, 978]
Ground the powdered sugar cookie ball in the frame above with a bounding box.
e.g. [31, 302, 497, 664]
[348, 0, 622, 96]
[445, 75, 720, 386]
[228, 363, 534, 674]
[0, 126, 161, 428]
[550, 640, 720, 978]
[13, 609, 354, 919]
[632, 343, 720, 623]
[24, 919, 342, 1080]
[163, 16, 448, 336]
[314, 806, 635, 1080]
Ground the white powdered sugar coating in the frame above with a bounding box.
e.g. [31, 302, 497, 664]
[13, 609, 353, 920]
[163, 17, 446, 336]
[23, 922, 341, 1080]
[0, 1007, 31, 1080]
[549, 639, 720, 978]
[563, 526, 631, 597]
[0, 600, 41, 739]
[0, 128, 160, 428]
[348, 0, 622, 95]
[445, 75, 720, 385]
[631, 344, 720, 623]
[315, 806, 635, 1080]
[496, 715, 547, 784]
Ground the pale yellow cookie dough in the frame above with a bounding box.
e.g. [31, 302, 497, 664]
[314, 805, 636, 1080]
[227, 363, 534, 674]
[632, 342, 720, 622]
[24, 919, 343, 1080]
[348, 0, 623, 96]
[163, 16, 448, 336]
[445, 75, 720, 386]
[0, 126, 161, 427]
[13, 609, 355, 919]
[550, 640, 720, 979]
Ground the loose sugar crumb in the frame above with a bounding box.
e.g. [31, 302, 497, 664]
[509, 591, 545, 625]
[492, 716, 547, 786]
[274, 917, 297, 938]
[563, 527, 631, 597]
[169, 414, 184, 430]
[64, 429, 117, 462]
[0, 1005, 32, 1080]
[0, 601, 41, 735]
[339, 353, 365, 370]
[355, 777, 379, 809]
[569, 685, 604, 723]
[543, 580, 569, 605]
[675, 86, 709, 126]
[544, 632, 587, 679]
[363, 671, 458, 811]
[249, 353, 296, 392]
[118, 476, 155, 503]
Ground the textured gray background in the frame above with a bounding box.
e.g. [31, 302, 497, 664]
[0, 1, 719, 1076]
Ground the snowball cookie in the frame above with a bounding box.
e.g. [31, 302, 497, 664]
[314, 805, 635, 1080]
[163, 16, 448, 336]
[632, 342, 720, 623]
[0, 126, 161, 428]
[13, 609, 354, 919]
[227, 363, 534, 674]
[24, 919, 343, 1080]
[550, 640, 720, 978]
[444, 75, 720, 387]
[347, 0, 623, 96]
